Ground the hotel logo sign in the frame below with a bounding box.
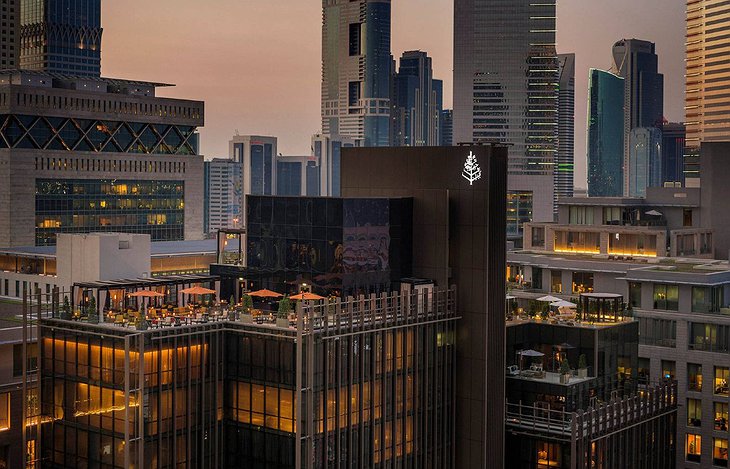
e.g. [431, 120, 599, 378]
[462, 151, 482, 185]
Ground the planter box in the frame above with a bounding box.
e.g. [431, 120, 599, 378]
[241, 314, 253, 324]
[276, 317, 290, 328]
[577, 368, 588, 379]
[560, 373, 571, 384]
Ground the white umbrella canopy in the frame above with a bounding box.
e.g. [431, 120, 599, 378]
[537, 295, 561, 303]
[551, 300, 577, 308]
[519, 349, 545, 357]
[506, 294, 516, 300]
[645, 209, 662, 216]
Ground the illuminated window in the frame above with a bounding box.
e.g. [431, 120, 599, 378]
[716, 367, 729, 396]
[653, 284, 678, 311]
[688, 398, 702, 427]
[688, 363, 702, 392]
[715, 402, 728, 431]
[687, 434, 701, 462]
[0, 393, 9, 431]
[715, 438, 728, 467]
[536, 441, 560, 468]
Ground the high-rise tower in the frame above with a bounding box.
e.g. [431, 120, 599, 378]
[0, 0, 19, 69]
[685, 0, 730, 184]
[587, 69, 625, 197]
[20, 0, 103, 77]
[392, 50, 440, 146]
[454, 0, 558, 236]
[612, 39, 664, 194]
[556, 53, 575, 213]
[321, 0, 391, 147]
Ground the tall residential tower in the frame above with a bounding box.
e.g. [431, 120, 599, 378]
[321, 0, 391, 147]
[392, 50, 441, 146]
[454, 0, 558, 235]
[587, 69, 625, 197]
[556, 53, 576, 212]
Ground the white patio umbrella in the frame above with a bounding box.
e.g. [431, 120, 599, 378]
[645, 209, 662, 216]
[551, 300, 577, 308]
[506, 294, 516, 300]
[518, 349, 545, 372]
[537, 295, 561, 303]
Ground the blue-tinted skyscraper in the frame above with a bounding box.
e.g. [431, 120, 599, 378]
[321, 0, 391, 147]
[661, 122, 685, 186]
[392, 50, 441, 146]
[628, 127, 662, 197]
[587, 69, 625, 197]
[20, 0, 103, 77]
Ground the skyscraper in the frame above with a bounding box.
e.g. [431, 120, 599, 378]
[229, 135, 277, 221]
[440, 109, 453, 146]
[204, 158, 243, 234]
[587, 69, 625, 197]
[628, 127, 662, 197]
[555, 53, 575, 212]
[612, 39, 664, 194]
[685, 0, 730, 185]
[321, 0, 391, 147]
[391, 51, 440, 146]
[661, 122, 686, 186]
[0, 0, 19, 69]
[310, 133, 356, 197]
[454, 0, 558, 234]
[19, 0, 103, 77]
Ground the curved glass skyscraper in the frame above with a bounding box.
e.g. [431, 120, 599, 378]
[587, 69, 625, 197]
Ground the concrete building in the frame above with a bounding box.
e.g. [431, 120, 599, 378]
[229, 135, 277, 220]
[699, 142, 730, 260]
[556, 53, 576, 211]
[612, 39, 664, 194]
[0, 70, 205, 247]
[204, 157, 242, 234]
[0, 0, 18, 70]
[440, 109, 452, 146]
[321, 0, 391, 147]
[587, 69, 625, 197]
[391, 50, 441, 147]
[20, 0, 103, 77]
[628, 127, 663, 197]
[454, 0, 558, 234]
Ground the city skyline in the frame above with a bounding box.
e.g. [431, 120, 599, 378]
[101, 0, 684, 188]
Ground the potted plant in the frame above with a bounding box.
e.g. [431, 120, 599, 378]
[577, 354, 588, 378]
[86, 295, 98, 324]
[61, 295, 71, 320]
[560, 359, 571, 384]
[229, 295, 235, 307]
[135, 316, 149, 331]
[276, 296, 293, 327]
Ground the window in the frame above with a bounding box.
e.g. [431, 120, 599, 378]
[348, 81, 360, 107]
[569, 206, 594, 225]
[692, 286, 724, 313]
[653, 284, 678, 310]
[688, 398, 702, 427]
[716, 367, 729, 396]
[689, 323, 730, 352]
[550, 270, 562, 294]
[715, 438, 728, 467]
[602, 207, 621, 225]
[638, 357, 650, 383]
[661, 360, 676, 381]
[629, 282, 641, 308]
[532, 267, 543, 290]
[0, 393, 8, 431]
[531, 226, 545, 248]
[687, 434, 701, 463]
[715, 402, 728, 431]
[535, 441, 561, 468]
[348, 23, 361, 56]
[688, 363, 703, 392]
[13, 343, 38, 377]
[571, 272, 594, 294]
[684, 209, 693, 227]
[638, 318, 676, 347]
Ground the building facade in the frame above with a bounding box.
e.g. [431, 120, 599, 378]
[454, 0, 558, 232]
[556, 53, 576, 212]
[587, 69, 625, 197]
[440, 109, 452, 146]
[0, 70, 205, 247]
[628, 127, 663, 197]
[661, 122, 686, 187]
[20, 0, 103, 77]
[391, 50, 440, 147]
[275, 155, 309, 197]
[0, 0, 18, 70]
[229, 135, 277, 222]
[310, 133, 356, 197]
[204, 158, 243, 234]
[612, 39, 664, 194]
[321, 0, 391, 147]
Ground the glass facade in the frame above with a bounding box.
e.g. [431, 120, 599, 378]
[35, 179, 185, 246]
[20, 0, 103, 76]
[276, 161, 303, 196]
[587, 69, 625, 197]
[0, 115, 198, 154]
[506, 191, 533, 238]
[250, 143, 274, 195]
[245, 196, 412, 297]
[628, 127, 663, 197]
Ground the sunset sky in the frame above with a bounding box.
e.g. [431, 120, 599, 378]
[101, 0, 684, 187]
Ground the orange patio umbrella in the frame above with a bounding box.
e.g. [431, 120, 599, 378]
[129, 290, 165, 298]
[180, 286, 216, 295]
[248, 289, 284, 298]
[289, 292, 325, 301]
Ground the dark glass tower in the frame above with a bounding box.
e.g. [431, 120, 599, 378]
[20, 0, 102, 77]
[587, 69, 625, 197]
[392, 50, 440, 146]
[555, 53, 575, 212]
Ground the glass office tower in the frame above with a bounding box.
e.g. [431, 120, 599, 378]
[392, 50, 440, 147]
[321, 0, 391, 147]
[556, 54, 576, 212]
[628, 127, 663, 197]
[587, 69, 625, 197]
[20, 0, 103, 76]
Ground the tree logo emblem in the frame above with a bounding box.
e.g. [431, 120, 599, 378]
[462, 151, 482, 185]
